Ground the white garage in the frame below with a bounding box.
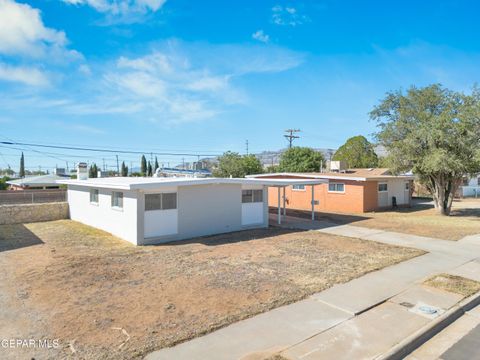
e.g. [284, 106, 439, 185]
[58, 177, 323, 245]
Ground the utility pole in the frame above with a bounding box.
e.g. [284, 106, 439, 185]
[116, 155, 119, 176]
[102, 158, 106, 172]
[130, 161, 133, 175]
[245, 140, 249, 155]
[284, 129, 301, 148]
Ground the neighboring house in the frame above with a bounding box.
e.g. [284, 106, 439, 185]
[459, 175, 480, 197]
[249, 168, 414, 213]
[6, 174, 69, 191]
[154, 167, 212, 178]
[57, 177, 323, 245]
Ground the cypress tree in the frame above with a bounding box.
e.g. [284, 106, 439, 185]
[154, 156, 159, 172]
[147, 161, 153, 177]
[141, 155, 147, 176]
[121, 161, 128, 176]
[19, 152, 25, 178]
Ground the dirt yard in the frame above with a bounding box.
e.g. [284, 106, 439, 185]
[285, 199, 480, 241]
[0, 220, 422, 360]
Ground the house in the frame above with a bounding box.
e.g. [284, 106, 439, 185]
[460, 175, 480, 197]
[6, 174, 69, 191]
[57, 176, 324, 245]
[248, 168, 414, 213]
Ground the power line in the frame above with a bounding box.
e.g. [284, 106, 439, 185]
[284, 129, 301, 148]
[0, 141, 222, 157]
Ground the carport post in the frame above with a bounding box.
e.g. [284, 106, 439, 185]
[277, 187, 281, 224]
[311, 185, 315, 220]
[283, 186, 286, 216]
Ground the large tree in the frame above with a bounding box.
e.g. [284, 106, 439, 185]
[19, 152, 25, 178]
[213, 151, 263, 177]
[147, 161, 153, 177]
[371, 84, 480, 215]
[89, 163, 98, 178]
[333, 135, 378, 168]
[278, 147, 325, 172]
[154, 156, 159, 172]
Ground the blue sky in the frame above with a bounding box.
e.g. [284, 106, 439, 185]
[0, 0, 479, 171]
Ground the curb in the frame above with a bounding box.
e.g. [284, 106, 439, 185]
[377, 290, 480, 360]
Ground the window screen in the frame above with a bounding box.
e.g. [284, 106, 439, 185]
[162, 193, 177, 210]
[405, 182, 410, 190]
[242, 190, 253, 203]
[90, 189, 99, 203]
[111, 191, 123, 208]
[378, 183, 388, 192]
[253, 189, 263, 202]
[145, 194, 161, 211]
[292, 184, 305, 190]
[328, 183, 345, 192]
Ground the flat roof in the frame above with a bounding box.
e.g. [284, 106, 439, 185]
[57, 177, 327, 190]
[248, 169, 415, 182]
[7, 174, 68, 187]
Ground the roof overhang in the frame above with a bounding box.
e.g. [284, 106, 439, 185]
[247, 172, 415, 182]
[56, 177, 328, 191]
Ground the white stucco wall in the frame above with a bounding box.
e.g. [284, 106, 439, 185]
[378, 179, 411, 207]
[67, 185, 139, 245]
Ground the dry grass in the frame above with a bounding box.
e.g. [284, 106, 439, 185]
[0, 220, 423, 360]
[424, 274, 480, 298]
[284, 199, 480, 241]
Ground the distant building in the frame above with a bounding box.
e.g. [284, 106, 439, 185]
[155, 167, 212, 178]
[460, 175, 480, 197]
[6, 174, 70, 191]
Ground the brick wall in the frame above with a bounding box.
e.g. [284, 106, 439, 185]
[0, 202, 69, 225]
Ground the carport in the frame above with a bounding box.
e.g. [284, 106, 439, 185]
[256, 178, 328, 224]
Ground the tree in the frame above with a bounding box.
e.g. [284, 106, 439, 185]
[213, 151, 263, 177]
[278, 147, 325, 172]
[147, 161, 153, 177]
[140, 155, 147, 176]
[89, 163, 98, 178]
[370, 84, 480, 215]
[242, 154, 263, 175]
[121, 161, 128, 176]
[19, 152, 25, 178]
[154, 156, 159, 172]
[333, 135, 378, 168]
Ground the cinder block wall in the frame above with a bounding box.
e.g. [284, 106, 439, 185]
[0, 202, 69, 225]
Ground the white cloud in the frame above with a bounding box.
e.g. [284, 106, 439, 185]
[272, 5, 309, 26]
[252, 30, 270, 43]
[0, 0, 77, 59]
[62, 0, 167, 22]
[0, 62, 49, 86]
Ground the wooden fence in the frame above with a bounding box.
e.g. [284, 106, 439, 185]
[0, 189, 67, 205]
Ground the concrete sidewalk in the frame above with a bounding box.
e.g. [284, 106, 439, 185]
[146, 217, 480, 360]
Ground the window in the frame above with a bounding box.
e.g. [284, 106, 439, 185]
[463, 178, 469, 186]
[292, 184, 305, 191]
[242, 189, 263, 203]
[90, 189, 99, 204]
[111, 191, 123, 208]
[477, 177, 480, 186]
[162, 193, 177, 210]
[378, 183, 388, 192]
[405, 182, 410, 191]
[145, 194, 161, 211]
[145, 193, 177, 211]
[328, 183, 345, 192]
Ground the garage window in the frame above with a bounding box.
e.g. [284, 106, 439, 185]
[111, 191, 123, 209]
[145, 194, 161, 210]
[378, 183, 388, 192]
[292, 184, 305, 191]
[90, 189, 99, 204]
[145, 193, 177, 211]
[242, 189, 263, 203]
[328, 183, 345, 192]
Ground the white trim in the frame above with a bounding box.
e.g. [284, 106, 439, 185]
[378, 183, 388, 192]
[328, 182, 346, 193]
[247, 172, 415, 182]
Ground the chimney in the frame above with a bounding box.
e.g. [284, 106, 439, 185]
[77, 162, 88, 180]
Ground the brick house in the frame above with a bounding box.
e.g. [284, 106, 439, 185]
[249, 168, 414, 213]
